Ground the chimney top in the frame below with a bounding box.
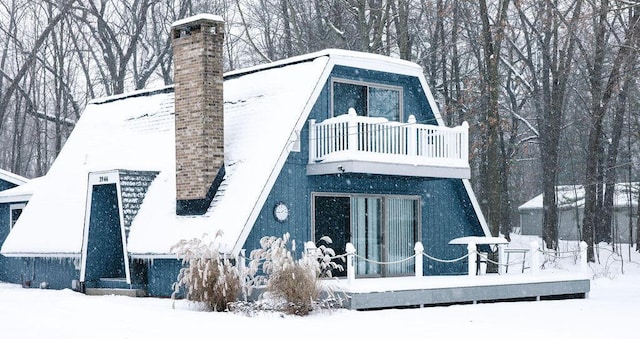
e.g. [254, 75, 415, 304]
[172, 14, 223, 29]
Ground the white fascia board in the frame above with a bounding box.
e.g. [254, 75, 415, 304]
[230, 59, 334, 256]
[462, 178, 492, 237]
[0, 252, 80, 258]
[416, 74, 445, 126]
[330, 54, 445, 127]
[0, 194, 32, 204]
[329, 53, 423, 77]
[130, 253, 179, 260]
[0, 169, 28, 186]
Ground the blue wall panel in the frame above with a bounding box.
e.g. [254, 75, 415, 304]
[0, 180, 18, 192]
[0, 256, 79, 289]
[146, 259, 183, 297]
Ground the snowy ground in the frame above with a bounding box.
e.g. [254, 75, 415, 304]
[1, 238, 639, 339]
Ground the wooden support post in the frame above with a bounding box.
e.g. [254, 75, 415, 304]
[414, 241, 423, 277]
[498, 244, 506, 275]
[346, 242, 356, 284]
[580, 241, 588, 274]
[407, 115, 417, 156]
[347, 108, 358, 152]
[467, 243, 477, 276]
[530, 240, 540, 274]
[308, 119, 316, 163]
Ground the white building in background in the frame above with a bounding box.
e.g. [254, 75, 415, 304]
[518, 183, 638, 243]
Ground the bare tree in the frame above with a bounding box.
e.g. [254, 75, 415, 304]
[581, 0, 640, 261]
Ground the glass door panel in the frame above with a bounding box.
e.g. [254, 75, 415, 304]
[314, 196, 350, 277]
[386, 198, 418, 275]
[352, 197, 382, 276]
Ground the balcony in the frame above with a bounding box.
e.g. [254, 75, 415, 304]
[307, 111, 470, 178]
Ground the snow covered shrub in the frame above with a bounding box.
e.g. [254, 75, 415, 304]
[171, 232, 241, 312]
[245, 233, 343, 316]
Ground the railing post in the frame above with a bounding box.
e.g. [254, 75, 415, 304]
[498, 244, 506, 275]
[238, 249, 246, 276]
[414, 241, 423, 277]
[529, 240, 540, 274]
[347, 108, 358, 152]
[461, 121, 469, 162]
[467, 243, 477, 276]
[407, 115, 417, 156]
[579, 241, 588, 274]
[308, 119, 316, 164]
[346, 242, 356, 284]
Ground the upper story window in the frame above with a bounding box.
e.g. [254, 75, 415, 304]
[10, 203, 26, 229]
[331, 78, 403, 122]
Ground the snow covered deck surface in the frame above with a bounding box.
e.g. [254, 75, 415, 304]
[323, 273, 590, 310]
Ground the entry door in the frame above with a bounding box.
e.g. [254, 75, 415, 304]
[84, 183, 127, 282]
[80, 170, 130, 285]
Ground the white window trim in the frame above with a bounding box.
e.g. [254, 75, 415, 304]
[330, 77, 404, 121]
[9, 203, 26, 230]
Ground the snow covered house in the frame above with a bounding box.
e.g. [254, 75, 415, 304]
[518, 184, 638, 243]
[0, 14, 490, 297]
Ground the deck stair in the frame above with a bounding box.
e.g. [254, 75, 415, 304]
[85, 278, 147, 297]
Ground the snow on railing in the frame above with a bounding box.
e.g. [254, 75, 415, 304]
[308, 109, 469, 165]
[332, 240, 589, 284]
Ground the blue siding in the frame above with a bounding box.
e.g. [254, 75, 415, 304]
[0, 203, 10, 283]
[146, 259, 183, 297]
[0, 203, 10, 246]
[0, 256, 79, 289]
[243, 65, 483, 275]
[0, 180, 18, 192]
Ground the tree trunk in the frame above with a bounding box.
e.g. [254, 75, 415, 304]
[479, 0, 510, 238]
[583, 2, 640, 261]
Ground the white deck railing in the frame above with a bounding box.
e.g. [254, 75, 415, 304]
[308, 111, 469, 165]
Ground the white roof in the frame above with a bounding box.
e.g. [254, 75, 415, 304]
[0, 176, 44, 203]
[1, 49, 449, 257]
[518, 183, 639, 211]
[0, 168, 28, 187]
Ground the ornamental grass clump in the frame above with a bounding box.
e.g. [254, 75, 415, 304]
[246, 233, 343, 316]
[171, 231, 241, 312]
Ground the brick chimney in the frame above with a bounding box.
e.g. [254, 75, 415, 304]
[171, 14, 225, 215]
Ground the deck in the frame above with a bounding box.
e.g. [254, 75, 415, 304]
[323, 273, 590, 310]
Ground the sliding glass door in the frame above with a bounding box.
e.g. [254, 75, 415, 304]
[313, 193, 420, 277]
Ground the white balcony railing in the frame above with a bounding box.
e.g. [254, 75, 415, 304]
[308, 110, 469, 167]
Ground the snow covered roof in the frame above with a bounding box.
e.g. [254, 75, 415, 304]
[1, 49, 439, 257]
[0, 168, 28, 187]
[518, 183, 639, 211]
[0, 176, 44, 203]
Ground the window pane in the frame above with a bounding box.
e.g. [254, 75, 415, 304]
[352, 197, 382, 276]
[314, 196, 350, 277]
[386, 198, 418, 275]
[10, 208, 23, 228]
[369, 87, 400, 121]
[333, 82, 367, 116]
